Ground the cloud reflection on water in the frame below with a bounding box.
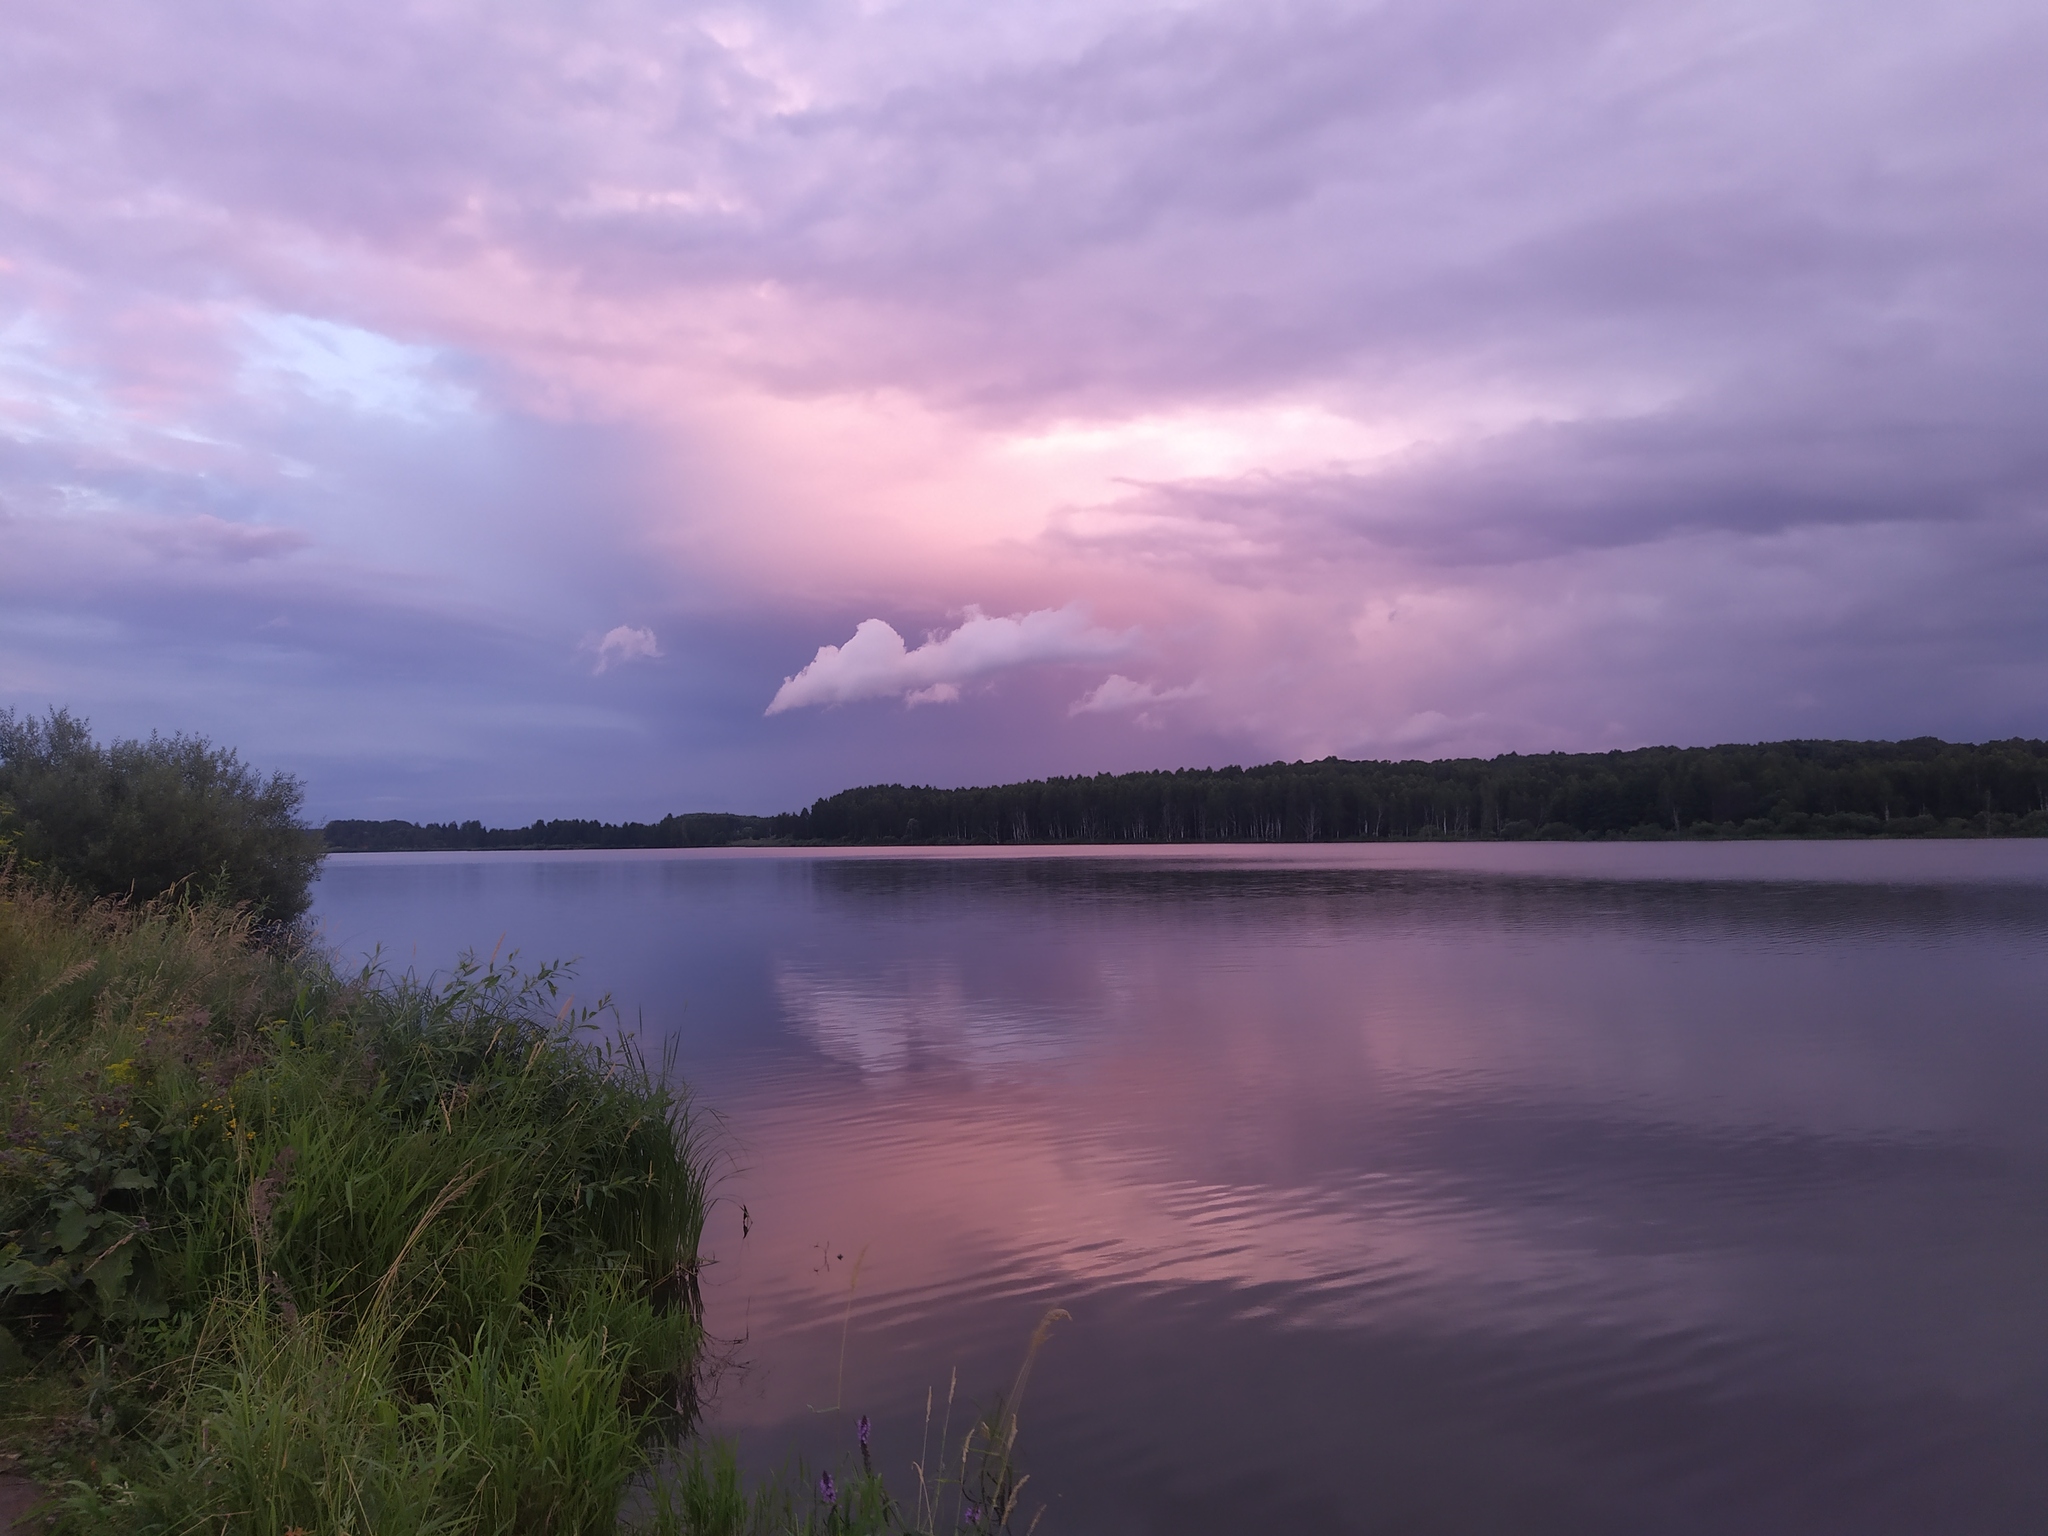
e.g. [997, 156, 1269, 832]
[774, 965, 1082, 1075]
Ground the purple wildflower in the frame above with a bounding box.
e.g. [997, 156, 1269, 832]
[818, 1471, 836, 1507]
[962, 1501, 982, 1527]
[858, 1413, 874, 1475]
[857, 1414, 870, 1449]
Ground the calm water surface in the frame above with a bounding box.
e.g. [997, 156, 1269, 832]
[310, 843, 2048, 1534]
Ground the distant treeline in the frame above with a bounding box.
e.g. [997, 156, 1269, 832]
[322, 812, 777, 852]
[327, 738, 2048, 850]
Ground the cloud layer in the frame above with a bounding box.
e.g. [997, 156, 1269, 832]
[0, 0, 2043, 816]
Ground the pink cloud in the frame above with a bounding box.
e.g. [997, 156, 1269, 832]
[1070, 674, 1206, 717]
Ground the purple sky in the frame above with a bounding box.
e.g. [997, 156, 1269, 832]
[3, 0, 2044, 821]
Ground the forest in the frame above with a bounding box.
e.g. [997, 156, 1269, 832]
[322, 812, 774, 852]
[327, 737, 2048, 849]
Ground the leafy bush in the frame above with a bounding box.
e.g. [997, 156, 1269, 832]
[0, 707, 323, 921]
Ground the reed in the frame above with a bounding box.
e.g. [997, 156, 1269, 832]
[640, 1309, 1069, 1536]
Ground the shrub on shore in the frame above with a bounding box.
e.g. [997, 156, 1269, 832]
[0, 708, 323, 922]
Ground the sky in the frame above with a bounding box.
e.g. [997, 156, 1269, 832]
[2, 0, 2044, 822]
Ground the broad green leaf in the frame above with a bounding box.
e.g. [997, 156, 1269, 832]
[53, 1203, 99, 1252]
[84, 1242, 136, 1304]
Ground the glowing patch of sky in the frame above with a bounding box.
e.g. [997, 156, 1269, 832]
[238, 313, 474, 423]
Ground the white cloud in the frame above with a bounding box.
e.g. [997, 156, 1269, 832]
[592, 624, 661, 674]
[767, 605, 1133, 714]
[1069, 673, 1206, 717]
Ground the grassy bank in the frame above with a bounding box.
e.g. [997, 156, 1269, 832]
[0, 876, 1053, 1534]
[0, 869, 711, 1531]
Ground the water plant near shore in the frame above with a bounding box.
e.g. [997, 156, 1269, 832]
[642, 1307, 1067, 1536]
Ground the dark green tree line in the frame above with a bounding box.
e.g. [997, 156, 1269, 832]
[322, 812, 777, 852]
[777, 738, 2048, 844]
[327, 737, 2048, 850]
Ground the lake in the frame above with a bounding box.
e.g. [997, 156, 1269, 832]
[310, 842, 2048, 1534]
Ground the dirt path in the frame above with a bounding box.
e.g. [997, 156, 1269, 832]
[0, 1473, 46, 1535]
